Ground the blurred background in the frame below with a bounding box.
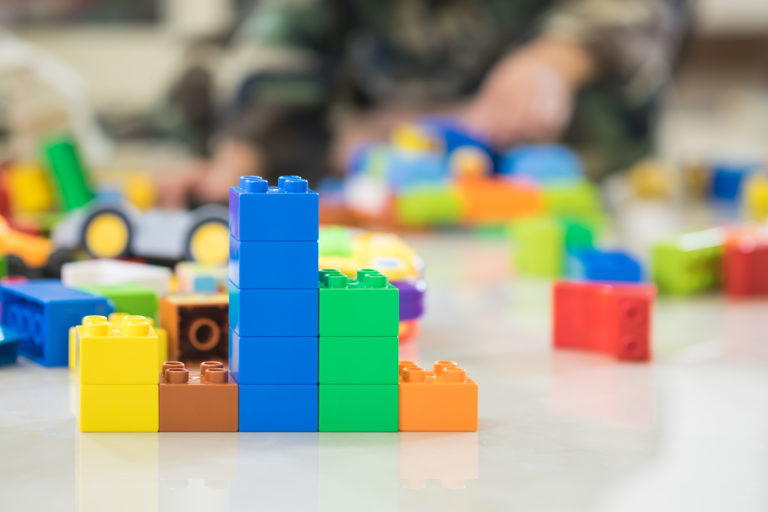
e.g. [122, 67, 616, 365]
[3, 0, 768, 163]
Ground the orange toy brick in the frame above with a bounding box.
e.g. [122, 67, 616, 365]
[552, 281, 654, 361]
[159, 294, 228, 363]
[398, 360, 478, 432]
[455, 176, 543, 223]
[158, 361, 238, 432]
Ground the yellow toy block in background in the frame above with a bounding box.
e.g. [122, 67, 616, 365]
[79, 384, 158, 432]
[7, 162, 55, 213]
[78, 315, 159, 385]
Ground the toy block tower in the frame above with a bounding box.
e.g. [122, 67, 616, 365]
[77, 315, 160, 431]
[228, 175, 319, 431]
[318, 269, 399, 431]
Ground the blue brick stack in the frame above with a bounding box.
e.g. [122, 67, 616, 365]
[228, 175, 320, 431]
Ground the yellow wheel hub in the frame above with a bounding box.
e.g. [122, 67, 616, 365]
[190, 222, 229, 265]
[85, 213, 130, 258]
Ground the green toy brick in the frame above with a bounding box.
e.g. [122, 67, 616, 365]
[41, 134, 95, 211]
[0, 255, 7, 280]
[651, 228, 724, 295]
[319, 384, 398, 432]
[510, 217, 564, 277]
[319, 226, 354, 258]
[318, 269, 398, 337]
[543, 181, 605, 227]
[319, 337, 398, 384]
[79, 284, 158, 322]
[562, 217, 595, 252]
[395, 185, 463, 227]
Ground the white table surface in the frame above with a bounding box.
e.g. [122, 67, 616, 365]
[2, 232, 767, 512]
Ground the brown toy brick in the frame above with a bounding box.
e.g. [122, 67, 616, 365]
[159, 294, 228, 363]
[158, 361, 238, 432]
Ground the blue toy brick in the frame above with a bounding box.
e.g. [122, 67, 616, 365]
[229, 175, 319, 242]
[711, 163, 756, 201]
[0, 326, 21, 366]
[567, 249, 644, 283]
[238, 383, 318, 432]
[229, 329, 317, 384]
[500, 144, 583, 183]
[0, 280, 112, 367]
[229, 282, 318, 337]
[229, 237, 318, 289]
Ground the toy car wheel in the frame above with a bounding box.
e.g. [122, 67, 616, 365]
[44, 248, 76, 278]
[81, 208, 133, 259]
[5, 254, 34, 278]
[185, 218, 229, 265]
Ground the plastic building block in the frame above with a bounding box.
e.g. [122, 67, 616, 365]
[319, 337, 398, 384]
[77, 315, 160, 385]
[229, 175, 319, 242]
[6, 161, 55, 214]
[723, 229, 768, 297]
[61, 259, 172, 295]
[395, 185, 463, 227]
[229, 237, 318, 289]
[552, 280, 654, 361]
[510, 217, 564, 277]
[238, 383, 318, 432]
[318, 225, 354, 258]
[80, 383, 158, 432]
[319, 384, 398, 432]
[0, 326, 20, 366]
[456, 176, 543, 224]
[77, 315, 159, 432]
[79, 283, 158, 322]
[567, 248, 644, 283]
[500, 144, 583, 184]
[651, 228, 724, 295]
[318, 269, 398, 337]
[159, 361, 238, 432]
[392, 281, 425, 321]
[0, 279, 112, 366]
[543, 181, 605, 227]
[229, 284, 317, 337]
[175, 262, 227, 293]
[711, 162, 756, 201]
[159, 294, 228, 362]
[398, 360, 478, 431]
[41, 134, 95, 211]
[230, 328, 317, 384]
[742, 174, 768, 221]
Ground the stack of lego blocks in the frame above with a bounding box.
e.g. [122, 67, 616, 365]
[78, 314, 160, 431]
[318, 268, 399, 431]
[228, 175, 320, 431]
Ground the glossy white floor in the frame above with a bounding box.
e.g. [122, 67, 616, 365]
[2, 233, 768, 512]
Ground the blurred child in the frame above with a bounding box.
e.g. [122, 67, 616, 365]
[162, 0, 689, 206]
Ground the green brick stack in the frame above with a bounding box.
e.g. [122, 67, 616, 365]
[318, 269, 399, 431]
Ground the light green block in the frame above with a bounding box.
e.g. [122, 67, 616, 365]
[79, 283, 158, 322]
[319, 226, 354, 258]
[319, 337, 399, 384]
[651, 228, 724, 295]
[318, 269, 398, 337]
[543, 181, 605, 227]
[395, 185, 463, 227]
[510, 217, 564, 277]
[319, 384, 398, 432]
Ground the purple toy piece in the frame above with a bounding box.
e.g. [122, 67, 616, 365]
[393, 280, 426, 321]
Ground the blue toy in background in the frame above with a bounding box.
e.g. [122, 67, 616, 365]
[710, 162, 759, 201]
[567, 248, 645, 283]
[500, 145, 583, 184]
[0, 280, 113, 367]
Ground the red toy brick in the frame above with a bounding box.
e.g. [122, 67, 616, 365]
[723, 230, 768, 297]
[552, 281, 654, 361]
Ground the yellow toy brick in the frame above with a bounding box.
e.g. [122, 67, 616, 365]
[78, 315, 159, 385]
[7, 162, 55, 213]
[743, 174, 768, 221]
[79, 383, 158, 432]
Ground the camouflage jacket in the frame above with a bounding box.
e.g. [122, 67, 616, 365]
[220, 0, 690, 176]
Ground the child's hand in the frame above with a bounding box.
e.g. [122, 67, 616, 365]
[466, 38, 597, 148]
